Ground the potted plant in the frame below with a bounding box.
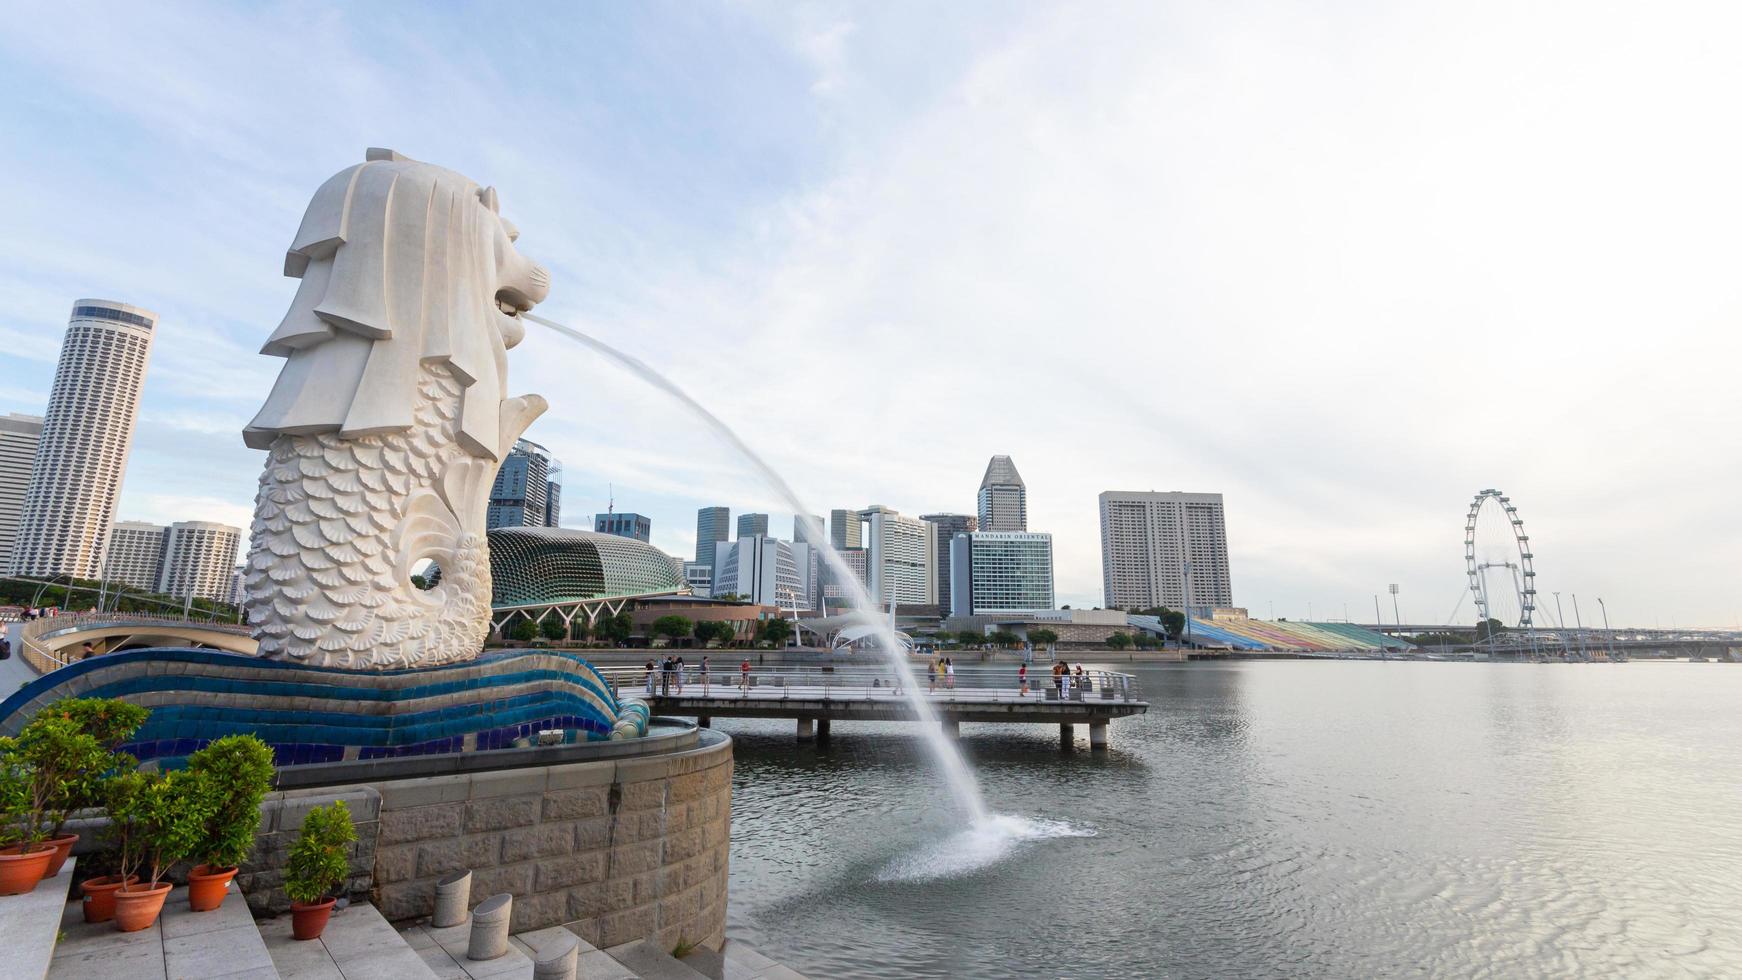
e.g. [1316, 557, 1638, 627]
[284, 799, 357, 940]
[183, 735, 275, 911]
[39, 698, 147, 876]
[108, 769, 209, 931]
[0, 740, 53, 895]
[76, 844, 136, 924]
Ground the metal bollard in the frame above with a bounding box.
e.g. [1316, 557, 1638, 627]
[432, 869, 471, 928]
[533, 932, 580, 980]
[467, 893, 512, 960]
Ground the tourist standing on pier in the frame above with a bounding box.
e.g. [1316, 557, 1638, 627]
[945, 658, 956, 690]
[675, 655, 686, 693]
[740, 657, 751, 693]
[928, 657, 939, 693]
[660, 656, 675, 696]
[644, 658, 657, 696]
[699, 655, 710, 695]
[1018, 663, 1029, 696]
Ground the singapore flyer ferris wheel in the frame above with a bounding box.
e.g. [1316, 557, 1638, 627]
[1464, 489, 1538, 628]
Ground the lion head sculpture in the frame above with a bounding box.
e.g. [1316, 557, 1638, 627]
[244, 148, 550, 460]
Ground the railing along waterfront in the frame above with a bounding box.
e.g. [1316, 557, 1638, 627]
[13, 613, 254, 674]
[592, 664, 1143, 704]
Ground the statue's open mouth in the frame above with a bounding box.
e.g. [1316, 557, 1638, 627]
[495, 289, 531, 317]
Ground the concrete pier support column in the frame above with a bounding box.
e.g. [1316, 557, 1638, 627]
[942, 719, 960, 739]
[817, 718, 831, 742]
[1089, 721, 1108, 750]
[432, 869, 470, 928]
[467, 894, 512, 960]
[697, 716, 711, 728]
[797, 717, 815, 740]
[1059, 723, 1074, 749]
[533, 932, 580, 980]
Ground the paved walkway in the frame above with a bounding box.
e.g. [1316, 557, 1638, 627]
[50, 883, 276, 980]
[261, 900, 436, 979]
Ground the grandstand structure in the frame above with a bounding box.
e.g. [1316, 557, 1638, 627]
[1131, 613, 1412, 653]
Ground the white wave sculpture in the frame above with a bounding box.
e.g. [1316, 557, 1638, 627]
[241, 149, 549, 668]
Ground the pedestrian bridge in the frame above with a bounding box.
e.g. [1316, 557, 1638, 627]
[13, 614, 257, 673]
[599, 664, 1148, 749]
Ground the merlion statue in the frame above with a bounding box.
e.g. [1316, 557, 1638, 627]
[240, 149, 549, 668]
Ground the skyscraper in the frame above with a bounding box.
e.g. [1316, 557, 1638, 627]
[860, 505, 936, 606]
[11, 301, 156, 579]
[829, 509, 863, 551]
[711, 536, 813, 611]
[1099, 490, 1233, 611]
[487, 439, 560, 530]
[793, 514, 824, 546]
[736, 513, 769, 539]
[921, 513, 976, 614]
[977, 455, 1027, 532]
[158, 521, 243, 603]
[0, 413, 44, 571]
[695, 506, 730, 569]
[595, 512, 651, 542]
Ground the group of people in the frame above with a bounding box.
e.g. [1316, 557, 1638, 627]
[1011, 661, 1089, 697]
[926, 657, 957, 692]
[643, 654, 757, 696]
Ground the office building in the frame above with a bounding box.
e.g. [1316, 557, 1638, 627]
[949, 531, 1054, 617]
[159, 521, 243, 603]
[793, 514, 825, 547]
[860, 505, 936, 606]
[11, 301, 156, 578]
[711, 536, 813, 611]
[921, 513, 976, 615]
[821, 548, 867, 609]
[0, 413, 44, 571]
[695, 506, 730, 568]
[736, 513, 769, 539]
[107, 521, 168, 591]
[829, 509, 862, 551]
[977, 455, 1027, 532]
[594, 512, 651, 542]
[682, 561, 713, 597]
[487, 439, 561, 530]
[1099, 490, 1233, 610]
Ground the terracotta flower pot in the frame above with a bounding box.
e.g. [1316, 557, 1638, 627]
[112, 881, 171, 932]
[187, 864, 238, 911]
[80, 875, 139, 922]
[291, 898, 336, 940]
[0, 844, 53, 896]
[42, 834, 80, 878]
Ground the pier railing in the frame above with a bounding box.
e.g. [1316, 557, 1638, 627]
[593, 664, 1143, 704]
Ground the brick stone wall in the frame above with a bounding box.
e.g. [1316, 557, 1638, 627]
[238, 786, 382, 914]
[368, 736, 731, 949]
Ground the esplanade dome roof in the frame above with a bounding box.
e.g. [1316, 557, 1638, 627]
[488, 527, 684, 608]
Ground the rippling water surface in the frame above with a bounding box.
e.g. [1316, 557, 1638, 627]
[717, 661, 1742, 978]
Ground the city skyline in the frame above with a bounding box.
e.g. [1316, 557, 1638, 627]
[1, 5, 1737, 625]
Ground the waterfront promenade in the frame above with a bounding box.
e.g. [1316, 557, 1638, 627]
[600, 665, 1148, 748]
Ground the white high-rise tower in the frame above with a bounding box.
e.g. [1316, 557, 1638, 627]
[1098, 490, 1232, 611]
[977, 455, 1027, 532]
[10, 300, 157, 579]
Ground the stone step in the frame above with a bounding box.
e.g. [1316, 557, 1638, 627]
[263, 899, 437, 979]
[513, 925, 636, 979]
[681, 939, 809, 980]
[1, 856, 76, 980]
[401, 919, 534, 978]
[604, 938, 713, 980]
[50, 878, 278, 980]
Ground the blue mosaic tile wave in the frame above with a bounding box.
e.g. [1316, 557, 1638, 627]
[0, 648, 628, 767]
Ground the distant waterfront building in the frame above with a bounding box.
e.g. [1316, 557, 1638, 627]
[977, 455, 1027, 532]
[487, 440, 561, 530]
[159, 521, 243, 603]
[822, 547, 867, 610]
[920, 513, 976, 615]
[829, 509, 863, 551]
[736, 513, 769, 539]
[106, 521, 167, 591]
[949, 531, 1054, 617]
[711, 536, 812, 611]
[682, 561, 713, 597]
[860, 505, 936, 606]
[594, 512, 651, 542]
[1099, 490, 1233, 610]
[11, 300, 157, 579]
[695, 506, 730, 569]
[0, 413, 44, 571]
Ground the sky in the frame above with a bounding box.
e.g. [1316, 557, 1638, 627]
[1, 1, 1738, 628]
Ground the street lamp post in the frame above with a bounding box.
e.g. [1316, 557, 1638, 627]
[1553, 592, 1567, 660]
[1388, 584, 1401, 627]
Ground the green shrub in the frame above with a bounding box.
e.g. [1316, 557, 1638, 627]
[185, 735, 276, 870]
[539, 617, 568, 641]
[284, 800, 357, 905]
[107, 769, 210, 888]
